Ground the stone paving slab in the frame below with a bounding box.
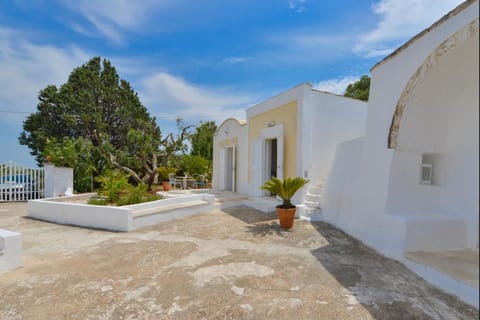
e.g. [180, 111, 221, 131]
[0, 202, 478, 319]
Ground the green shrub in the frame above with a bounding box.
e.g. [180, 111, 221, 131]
[117, 183, 161, 206]
[95, 170, 130, 203]
[177, 155, 211, 177]
[87, 196, 108, 206]
[157, 166, 177, 182]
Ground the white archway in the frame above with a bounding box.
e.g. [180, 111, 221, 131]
[386, 21, 479, 248]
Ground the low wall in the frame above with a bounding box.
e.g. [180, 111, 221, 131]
[0, 228, 22, 273]
[27, 193, 216, 232]
[28, 194, 131, 232]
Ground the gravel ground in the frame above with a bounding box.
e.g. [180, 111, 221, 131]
[0, 202, 478, 319]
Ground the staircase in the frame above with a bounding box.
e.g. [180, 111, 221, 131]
[298, 179, 326, 221]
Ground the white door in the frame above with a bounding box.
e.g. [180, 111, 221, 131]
[276, 134, 284, 179]
[219, 148, 226, 190]
[251, 139, 264, 196]
[225, 147, 234, 191]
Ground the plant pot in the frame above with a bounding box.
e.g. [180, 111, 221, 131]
[162, 181, 171, 191]
[276, 206, 296, 229]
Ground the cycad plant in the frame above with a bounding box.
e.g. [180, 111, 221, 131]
[261, 177, 308, 208]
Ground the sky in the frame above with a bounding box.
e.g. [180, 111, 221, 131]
[0, 0, 465, 167]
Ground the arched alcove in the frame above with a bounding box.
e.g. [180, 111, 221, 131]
[388, 19, 479, 148]
[386, 19, 479, 248]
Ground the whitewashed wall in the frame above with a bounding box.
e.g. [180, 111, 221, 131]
[213, 118, 248, 194]
[44, 165, 73, 198]
[302, 91, 367, 182]
[387, 27, 479, 246]
[322, 1, 479, 256]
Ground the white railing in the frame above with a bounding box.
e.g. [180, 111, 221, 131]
[0, 161, 45, 202]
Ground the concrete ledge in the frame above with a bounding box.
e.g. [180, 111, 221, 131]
[0, 229, 22, 274]
[402, 256, 479, 308]
[389, 213, 467, 252]
[131, 201, 214, 230]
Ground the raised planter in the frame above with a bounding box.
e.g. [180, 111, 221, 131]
[27, 193, 215, 232]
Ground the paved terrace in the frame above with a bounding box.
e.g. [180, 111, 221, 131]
[0, 202, 478, 320]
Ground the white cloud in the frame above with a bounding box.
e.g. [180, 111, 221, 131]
[0, 27, 89, 124]
[139, 72, 254, 124]
[289, 0, 307, 13]
[223, 56, 251, 64]
[0, 27, 90, 165]
[63, 0, 174, 44]
[354, 0, 465, 57]
[260, 31, 352, 66]
[313, 76, 359, 95]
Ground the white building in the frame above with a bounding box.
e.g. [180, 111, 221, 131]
[213, 0, 478, 307]
[323, 0, 479, 307]
[213, 83, 367, 216]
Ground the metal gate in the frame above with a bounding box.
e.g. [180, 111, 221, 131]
[0, 161, 44, 201]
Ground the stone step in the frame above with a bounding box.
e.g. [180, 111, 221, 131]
[305, 193, 322, 202]
[307, 186, 323, 195]
[304, 200, 320, 209]
[132, 200, 209, 218]
[296, 204, 322, 221]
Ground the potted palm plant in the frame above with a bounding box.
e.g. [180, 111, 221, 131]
[157, 166, 176, 191]
[261, 176, 308, 229]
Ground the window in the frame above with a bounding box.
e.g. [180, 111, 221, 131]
[420, 153, 441, 185]
[420, 163, 432, 185]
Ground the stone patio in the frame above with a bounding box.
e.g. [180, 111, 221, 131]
[0, 202, 478, 319]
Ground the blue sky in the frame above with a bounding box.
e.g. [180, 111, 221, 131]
[0, 0, 464, 167]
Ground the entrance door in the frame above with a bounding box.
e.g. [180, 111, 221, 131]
[265, 139, 277, 180]
[224, 147, 235, 191]
[251, 124, 284, 196]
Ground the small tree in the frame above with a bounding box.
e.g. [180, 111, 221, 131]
[190, 121, 217, 160]
[344, 75, 370, 101]
[159, 118, 193, 166]
[95, 170, 130, 203]
[177, 155, 211, 177]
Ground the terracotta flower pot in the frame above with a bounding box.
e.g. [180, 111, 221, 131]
[162, 181, 171, 191]
[276, 206, 296, 229]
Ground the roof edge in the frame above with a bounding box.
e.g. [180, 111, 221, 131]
[246, 82, 311, 112]
[371, 0, 477, 71]
[217, 117, 246, 129]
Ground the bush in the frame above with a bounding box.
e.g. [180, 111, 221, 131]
[87, 196, 108, 206]
[177, 155, 211, 177]
[157, 166, 177, 182]
[95, 170, 130, 203]
[117, 183, 161, 206]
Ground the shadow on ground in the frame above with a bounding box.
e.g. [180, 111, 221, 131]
[309, 222, 478, 320]
[223, 207, 479, 319]
[222, 207, 290, 237]
[221, 206, 277, 224]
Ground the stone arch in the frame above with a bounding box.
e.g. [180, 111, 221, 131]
[388, 18, 479, 148]
[216, 118, 246, 136]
